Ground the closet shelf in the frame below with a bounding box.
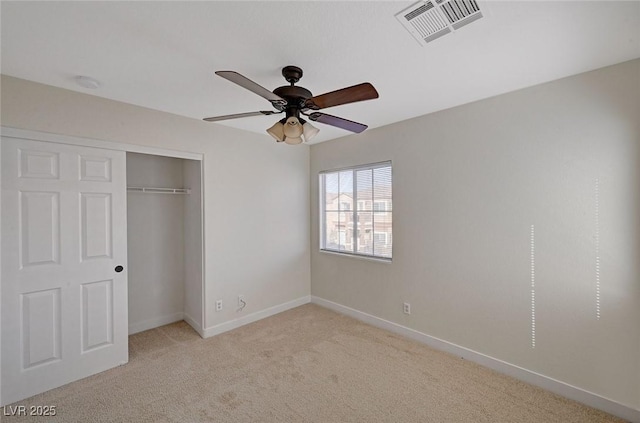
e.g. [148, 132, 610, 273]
[127, 186, 191, 195]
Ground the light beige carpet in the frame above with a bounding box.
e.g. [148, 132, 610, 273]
[3, 304, 625, 422]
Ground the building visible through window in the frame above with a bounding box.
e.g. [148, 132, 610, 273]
[319, 162, 392, 260]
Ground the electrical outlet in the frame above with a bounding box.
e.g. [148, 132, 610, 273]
[238, 295, 246, 311]
[215, 300, 222, 312]
[403, 302, 411, 315]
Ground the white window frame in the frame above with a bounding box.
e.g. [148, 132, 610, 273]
[319, 161, 392, 261]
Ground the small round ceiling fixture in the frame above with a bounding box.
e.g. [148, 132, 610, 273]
[75, 75, 101, 89]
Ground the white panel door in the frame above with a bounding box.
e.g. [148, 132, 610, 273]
[1, 137, 128, 405]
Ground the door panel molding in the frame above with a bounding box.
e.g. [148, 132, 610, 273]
[19, 149, 60, 180]
[81, 279, 114, 353]
[20, 191, 61, 268]
[21, 288, 61, 369]
[80, 193, 113, 261]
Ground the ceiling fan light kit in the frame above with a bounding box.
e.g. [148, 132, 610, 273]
[204, 65, 379, 144]
[266, 119, 285, 142]
[302, 119, 320, 140]
[266, 115, 319, 144]
[284, 116, 303, 138]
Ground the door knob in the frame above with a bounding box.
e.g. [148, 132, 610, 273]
[115, 265, 124, 273]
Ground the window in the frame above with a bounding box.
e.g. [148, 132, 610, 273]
[320, 162, 392, 260]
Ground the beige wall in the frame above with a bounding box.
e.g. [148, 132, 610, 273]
[0, 75, 311, 330]
[311, 59, 640, 409]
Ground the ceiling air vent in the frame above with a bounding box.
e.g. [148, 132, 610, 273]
[396, 0, 483, 46]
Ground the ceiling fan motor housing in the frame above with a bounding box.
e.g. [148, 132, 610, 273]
[271, 65, 313, 115]
[273, 85, 313, 115]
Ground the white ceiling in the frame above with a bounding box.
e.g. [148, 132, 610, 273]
[2, 1, 639, 144]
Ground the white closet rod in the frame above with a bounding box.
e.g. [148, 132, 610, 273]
[127, 186, 191, 195]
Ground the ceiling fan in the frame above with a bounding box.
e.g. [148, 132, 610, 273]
[203, 65, 379, 144]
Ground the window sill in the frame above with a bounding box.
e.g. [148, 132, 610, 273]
[319, 249, 392, 264]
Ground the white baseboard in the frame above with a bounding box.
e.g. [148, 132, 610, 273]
[311, 296, 640, 423]
[202, 295, 311, 338]
[128, 312, 185, 335]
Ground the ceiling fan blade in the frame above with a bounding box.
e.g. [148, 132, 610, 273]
[215, 71, 286, 106]
[307, 112, 368, 133]
[305, 83, 378, 110]
[203, 110, 279, 122]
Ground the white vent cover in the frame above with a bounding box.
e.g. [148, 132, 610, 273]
[396, 0, 483, 46]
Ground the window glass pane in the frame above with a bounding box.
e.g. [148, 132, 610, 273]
[373, 217, 392, 258]
[340, 205, 355, 252]
[373, 211, 392, 221]
[373, 201, 388, 212]
[323, 211, 341, 251]
[338, 171, 353, 211]
[324, 173, 339, 211]
[356, 211, 373, 254]
[373, 166, 392, 211]
[356, 169, 373, 211]
[340, 227, 354, 252]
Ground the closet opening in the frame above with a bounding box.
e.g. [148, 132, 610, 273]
[125, 152, 204, 337]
